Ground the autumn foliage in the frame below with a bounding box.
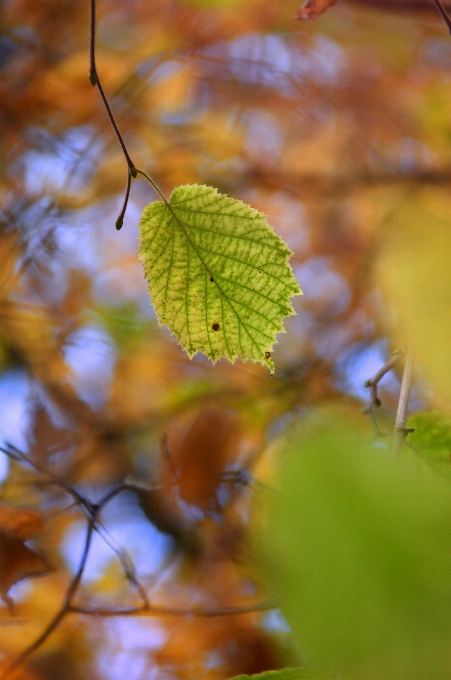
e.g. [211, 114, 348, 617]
[2, 0, 451, 678]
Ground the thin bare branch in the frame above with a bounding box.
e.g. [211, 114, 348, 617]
[0, 518, 96, 680]
[363, 352, 403, 414]
[115, 170, 132, 230]
[393, 349, 416, 454]
[89, 0, 135, 172]
[0, 447, 274, 677]
[69, 600, 277, 618]
[431, 0, 451, 33]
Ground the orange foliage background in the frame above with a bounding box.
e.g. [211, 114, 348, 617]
[0, 0, 450, 677]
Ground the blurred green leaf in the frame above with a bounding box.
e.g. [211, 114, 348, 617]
[256, 413, 451, 680]
[95, 303, 152, 352]
[229, 668, 320, 680]
[138, 184, 301, 372]
[378, 190, 451, 403]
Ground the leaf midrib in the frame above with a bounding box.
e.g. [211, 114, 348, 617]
[165, 201, 271, 357]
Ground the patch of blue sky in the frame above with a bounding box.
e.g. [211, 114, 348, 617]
[54, 195, 156, 320]
[0, 450, 8, 485]
[420, 37, 451, 69]
[336, 338, 399, 402]
[97, 619, 167, 680]
[244, 111, 284, 165]
[294, 35, 348, 87]
[136, 54, 163, 78]
[314, 320, 358, 362]
[0, 369, 31, 452]
[98, 650, 152, 680]
[265, 192, 310, 254]
[273, 309, 315, 365]
[147, 61, 197, 124]
[61, 494, 173, 581]
[160, 111, 194, 126]
[149, 59, 183, 84]
[11, 25, 40, 47]
[23, 126, 102, 195]
[294, 257, 351, 316]
[57, 193, 141, 268]
[227, 33, 294, 93]
[262, 609, 291, 634]
[204, 651, 225, 670]
[2, 195, 55, 249]
[201, 32, 347, 93]
[397, 137, 434, 174]
[63, 324, 116, 408]
[0, 35, 18, 69]
[56, 206, 110, 274]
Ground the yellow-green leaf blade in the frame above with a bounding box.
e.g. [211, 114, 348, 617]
[228, 669, 321, 680]
[139, 184, 302, 371]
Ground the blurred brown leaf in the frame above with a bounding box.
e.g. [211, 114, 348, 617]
[165, 407, 241, 510]
[0, 506, 52, 612]
[295, 0, 338, 19]
[27, 402, 73, 464]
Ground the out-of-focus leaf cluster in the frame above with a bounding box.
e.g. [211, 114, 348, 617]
[255, 408, 451, 680]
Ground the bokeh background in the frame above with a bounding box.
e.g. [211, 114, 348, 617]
[1, 0, 451, 677]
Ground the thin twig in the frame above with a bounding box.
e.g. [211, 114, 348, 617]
[432, 0, 451, 34]
[363, 352, 403, 414]
[93, 522, 150, 606]
[115, 171, 132, 230]
[1, 519, 96, 679]
[393, 349, 415, 454]
[88, 0, 169, 227]
[88, 0, 137, 228]
[362, 352, 403, 436]
[0, 443, 93, 513]
[89, 0, 135, 172]
[0, 475, 135, 679]
[69, 600, 277, 618]
[1, 454, 274, 678]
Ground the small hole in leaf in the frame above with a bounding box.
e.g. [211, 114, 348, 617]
[212, 323, 220, 331]
[210, 276, 214, 282]
[265, 352, 272, 359]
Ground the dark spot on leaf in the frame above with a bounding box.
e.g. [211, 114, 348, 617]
[265, 352, 272, 359]
[210, 276, 214, 282]
[258, 270, 262, 274]
[212, 323, 220, 331]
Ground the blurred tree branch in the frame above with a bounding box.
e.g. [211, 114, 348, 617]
[0, 445, 276, 679]
[350, 0, 451, 12]
[363, 353, 403, 436]
[432, 0, 451, 32]
[393, 349, 416, 454]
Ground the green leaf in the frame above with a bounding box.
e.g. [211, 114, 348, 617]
[255, 411, 451, 680]
[138, 184, 301, 372]
[408, 412, 451, 476]
[228, 669, 320, 680]
[409, 412, 451, 451]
